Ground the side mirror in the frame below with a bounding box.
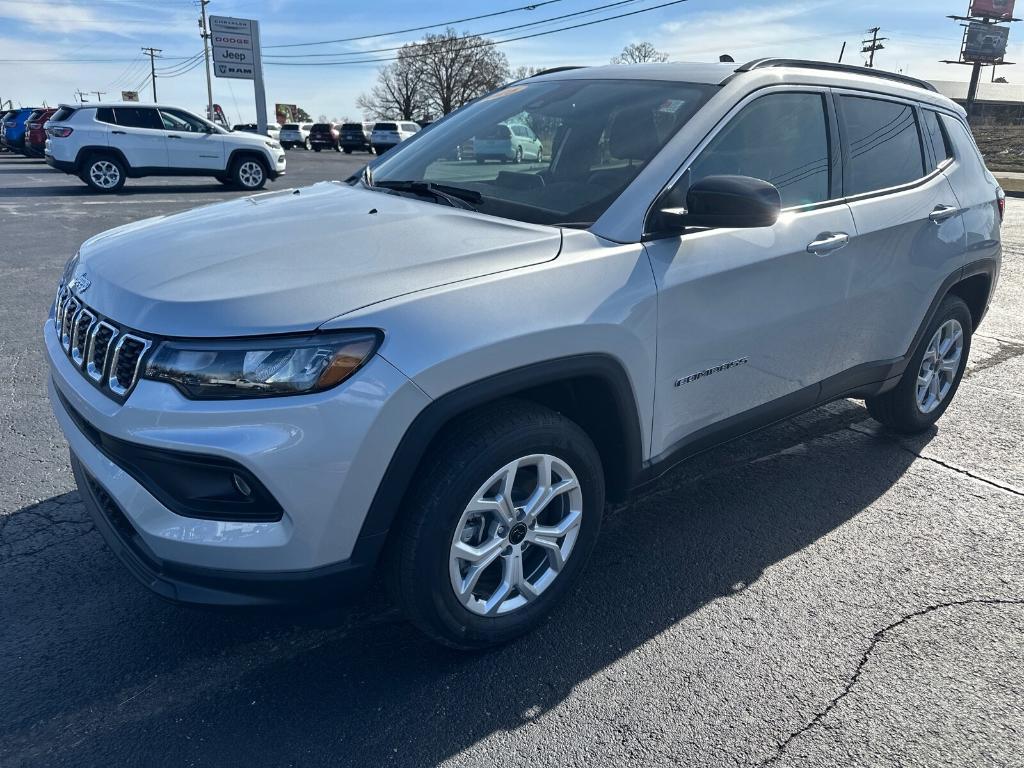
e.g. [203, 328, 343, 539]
[654, 174, 782, 234]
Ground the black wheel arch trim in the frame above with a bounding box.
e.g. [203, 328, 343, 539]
[348, 354, 645, 568]
[74, 145, 130, 173]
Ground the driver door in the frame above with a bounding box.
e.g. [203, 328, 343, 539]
[644, 88, 858, 459]
[159, 108, 224, 170]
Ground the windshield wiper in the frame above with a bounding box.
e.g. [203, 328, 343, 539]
[372, 180, 482, 210]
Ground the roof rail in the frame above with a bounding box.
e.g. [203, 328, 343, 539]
[735, 58, 938, 93]
[527, 66, 586, 78]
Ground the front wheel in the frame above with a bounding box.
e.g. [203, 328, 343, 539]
[866, 295, 973, 433]
[388, 400, 605, 649]
[230, 156, 268, 190]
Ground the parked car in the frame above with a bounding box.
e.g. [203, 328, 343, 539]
[44, 102, 286, 192]
[279, 122, 313, 150]
[46, 61, 1003, 649]
[232, 123, 281, 141]
[370, 121, 420, 155]
[309, 122, 341, 152]
[1, 107, 39, 154]
[0, 109, 17, 151]
[473, 122, 543, 164]
[24, 107, 57, 157]
[339, 122, 374, 154]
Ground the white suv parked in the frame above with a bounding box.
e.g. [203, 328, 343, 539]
[370, 121, 420, 155]
[279, 122, 313, 150]
[45, 103, 286, 192]
[47, 61, 1003, 648]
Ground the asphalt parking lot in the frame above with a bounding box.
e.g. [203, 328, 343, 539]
[1, 150, 1022, 767]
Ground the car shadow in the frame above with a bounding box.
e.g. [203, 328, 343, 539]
[0, 400, 928, 766]
[0, 183, 238, 198]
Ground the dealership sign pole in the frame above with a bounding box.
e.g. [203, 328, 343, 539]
[209, 15, 268, 135]
[942, 0, 1020, 120]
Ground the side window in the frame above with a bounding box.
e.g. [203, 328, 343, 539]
[921, 110, 953, 168]
[113, 107, 161, 130]
[939, 114, 989, 175]
[839, 96, 926, 195]
[95, 107, 116, 125]
[688, 92, 831, 208]
[159, 109, 207, 133]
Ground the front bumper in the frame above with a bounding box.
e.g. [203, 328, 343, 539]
[45, 317, 430, 602]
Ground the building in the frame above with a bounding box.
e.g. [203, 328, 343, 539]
[929, 79, 1024, 123]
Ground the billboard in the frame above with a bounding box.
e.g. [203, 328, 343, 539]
[969, 0, 1016, 19]
[964, 22, 1010, 62]
[120, 90, 139, 102]
[275, 103, 298, 124]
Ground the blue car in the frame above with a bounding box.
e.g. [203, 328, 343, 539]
[1, 108, 39, 154]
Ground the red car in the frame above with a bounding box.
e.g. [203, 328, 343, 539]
[24, 107, 56, 157]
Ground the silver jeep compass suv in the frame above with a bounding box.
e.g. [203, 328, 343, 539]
[47, 60, 1004, 648]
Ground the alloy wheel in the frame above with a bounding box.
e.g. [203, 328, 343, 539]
[449, 454, 583, 617]
[89, 160, 120, 189]
[238, 161, 264, 188]
[916, 319, 964, 414]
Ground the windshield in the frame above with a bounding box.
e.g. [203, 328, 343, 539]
[368, 78, 714, 227]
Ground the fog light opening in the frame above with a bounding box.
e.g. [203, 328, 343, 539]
[232, 473, 253, 498]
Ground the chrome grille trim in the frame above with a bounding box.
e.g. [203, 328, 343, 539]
[52, 283, 152, 400]
[70, 309, 96, 366]
[85, 321, 118, 382]
[107, 334, 153, 397]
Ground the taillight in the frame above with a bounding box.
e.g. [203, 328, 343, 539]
[48, 126, 73, 138]
[997, 189, 1005, 223]
[27, 122, 39, 129]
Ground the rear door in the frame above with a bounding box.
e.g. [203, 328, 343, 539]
[159, 108, 224, 170]
[832, 92, 968, 378]
[645, 87, 857, 457]
[109, 107, 168, 168]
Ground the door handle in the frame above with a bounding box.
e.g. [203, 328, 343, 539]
[167, 134, 181, 139]
[111, 130, 126, 135]
[807, 232, 850, 255]
[929, 204, 960, 223]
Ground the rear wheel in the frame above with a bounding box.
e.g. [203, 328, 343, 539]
[388, 400, 605, 649]
[230, 156, 268, 190]
[313, 146, 321, 152]
[81, 154, 126, 192]
[343, 147, 352, 154]
[866, 295, 972, 434]
[303, 137, 312, 150]
[514, 146, 523, 164]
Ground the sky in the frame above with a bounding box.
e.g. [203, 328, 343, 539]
[1, 0, 1021, 122]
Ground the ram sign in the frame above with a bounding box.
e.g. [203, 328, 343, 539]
[969, 0, 1016, 20]
[964, 22, 1011, 62]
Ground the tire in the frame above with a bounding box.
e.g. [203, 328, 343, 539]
[866, 295, 973, 434]
[514, 146, 523, 164]
[230, 155, 268, 190]
[281, 142, 291, 150]
[334, 143, 342, 152]
[537, 147, 544, 163]
[314, 146, 321, 152]
[388, 400, 605, 649]
[81, 153, 126, 193]
[304, 138, 312, 150]
[343, 147, 352, 154]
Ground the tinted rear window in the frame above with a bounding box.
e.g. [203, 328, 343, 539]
[840, 96, 925, 195]
[374, 123, 398, 131]
[112, 107, 161, 130]
[51, 107, 76, 122]
[312, 123, 333, 130]
[282, 123, 299, 130]
[921, 110, 953, 168]
[341, 123, 363, 130]
[95, 107, 116, 125]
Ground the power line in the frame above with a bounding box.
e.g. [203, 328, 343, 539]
[266, 0, 692, 67]
[264, 0, 643, 59]
[263, 0, 569, 49]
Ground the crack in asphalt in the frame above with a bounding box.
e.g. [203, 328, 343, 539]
[967, 334, 1024, 378]
[757, 598, 1024, 766]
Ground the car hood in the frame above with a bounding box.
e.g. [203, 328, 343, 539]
[73, 182, 562, 337]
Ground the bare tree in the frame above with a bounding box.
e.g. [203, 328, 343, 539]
[356, 48, 425, 120]
[510, 65, 544, 82]
[611, 42, 669, 65]
[414, 28, 509, 116]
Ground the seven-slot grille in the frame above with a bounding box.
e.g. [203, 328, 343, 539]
[54, 284, 152, 399]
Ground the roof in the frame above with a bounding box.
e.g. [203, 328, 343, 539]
[530, 61, 738, 84]
[929, 79, 1024, 105]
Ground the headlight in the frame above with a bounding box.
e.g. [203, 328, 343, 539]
[143, 331, 381, 399]
[265, 140, 281, 149]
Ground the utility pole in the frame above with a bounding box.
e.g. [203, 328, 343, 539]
[199, 0, 215, 121]
[91, 91, 105, 102]
[861, 27, 887, 68]
[838, 41, 846, 63]
[75, 89, 88, 103]
[142, 47, 161, 102]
